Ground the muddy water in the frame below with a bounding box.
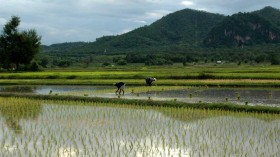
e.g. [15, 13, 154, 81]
[136, 87, 280, 107]
[0, 85, 279, 107]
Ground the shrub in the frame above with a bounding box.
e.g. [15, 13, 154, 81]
[198, 72, 214, 79]
[117, 60, 127, 66]
[102, 62, 111, 66]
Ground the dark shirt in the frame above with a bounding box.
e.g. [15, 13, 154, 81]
[146, 78, 155, 85]
[115, 82, 125, 88]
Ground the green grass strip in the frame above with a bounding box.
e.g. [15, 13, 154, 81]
[0, 93, 279, 114]
[0, 79, 280, 87]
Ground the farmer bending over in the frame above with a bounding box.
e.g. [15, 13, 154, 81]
[146, 77, 156, 86]
[114, 82, 125, 95]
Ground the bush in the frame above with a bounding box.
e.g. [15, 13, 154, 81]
[39, 57, 49, 68]
[15, 62, 40, 71]
[28, 62, 40, 71]
[198, 72, 214, 79]
[117, 60, 127, 66]
[271, 55, 280, 65]
[102, 62, 111, 66]
[145, 58, 173, 66]
[53, 60, 72, 67]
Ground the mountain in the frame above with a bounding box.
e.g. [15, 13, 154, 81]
[42, 6, 280, 55]
[92, 9, 225, 51]
[253, 6, 280, 30]
[43, 9, 225, 55]
[204, 12, 280, 47]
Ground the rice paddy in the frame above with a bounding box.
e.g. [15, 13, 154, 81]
[0, 65, 279, 156]
[0, 65, 280, 87]
[0, 97, 279, 156]
[2, 85, 277, 107]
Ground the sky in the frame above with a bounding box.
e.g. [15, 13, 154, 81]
[0, 0, 279, 45]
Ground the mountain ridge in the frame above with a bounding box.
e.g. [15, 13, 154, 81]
[204, 12, 280, 47]
[42, 6, 280, 55]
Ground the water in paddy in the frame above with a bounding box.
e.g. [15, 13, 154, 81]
[0, 85, 279, 107]
[140, 87, 280, 107]
[0, 104, 279, 156]
[0, 85, 111, 94]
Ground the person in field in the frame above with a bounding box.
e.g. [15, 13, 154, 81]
[114, 82, 125, 95]
[146, 77, 156, 86]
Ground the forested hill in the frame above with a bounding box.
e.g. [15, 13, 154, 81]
[43, 6, 280, 55]
[204, 7, 280, 47]
[253, 6, 280, 30]
[43, 8, 225, 55]
[93, 9, 225, 50]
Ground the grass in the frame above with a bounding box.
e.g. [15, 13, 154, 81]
[0, 65, 280, 80]
[0, 78, 280, 87]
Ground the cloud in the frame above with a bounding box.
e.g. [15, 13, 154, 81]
[188, 0, 280, 15]
[119, 28, 133, 34]
[145, 10, 172, 19]
[0, 17, 7, 26]
[1, 0, 280, 45]
[122, 18, 148, 24]
[181, 1, 195, 6]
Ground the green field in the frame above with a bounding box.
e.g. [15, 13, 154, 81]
[0, 65, 279, 156]
[0, 65, 280, 86]
[0, 65, 280, 112]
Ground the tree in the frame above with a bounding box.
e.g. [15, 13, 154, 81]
[39, 57, 49, 68]
[0, 16, 41, 70]
[270, 54, 280, 65]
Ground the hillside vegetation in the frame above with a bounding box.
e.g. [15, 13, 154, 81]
[43, 9, 225, 54]
[204, 12, 280, 47]
[40, 6, 280, 67]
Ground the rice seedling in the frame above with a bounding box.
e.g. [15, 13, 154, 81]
[268, 91, 273, 99]
[95, 86, 189, 95]
[0, 97, 279, 156]
[225, 97, 229, 102]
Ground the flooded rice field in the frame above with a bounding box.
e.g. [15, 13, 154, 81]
[0, 98, 279, 157]
[0, 85, 279, 107]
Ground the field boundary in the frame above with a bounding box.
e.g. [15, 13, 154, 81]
[0, 79, 280, 87]
[0, 93, 279, 114]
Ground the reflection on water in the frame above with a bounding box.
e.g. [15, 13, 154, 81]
[0, 85, 279, 106]
[0, 98, 42, 134]
[0, 86, 37, 93]
[143, 87, 280, 107]
[34, 85, 111, 95]
[0, 102, 279, 156]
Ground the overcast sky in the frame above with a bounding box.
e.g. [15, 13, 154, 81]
[0, 0, 279, 45]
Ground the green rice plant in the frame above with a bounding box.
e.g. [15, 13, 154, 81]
[268, 91, 272, 99]
[235, 92, 240, 100]
[97, 86, 189, 95]
[0, 94, 279, 156]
